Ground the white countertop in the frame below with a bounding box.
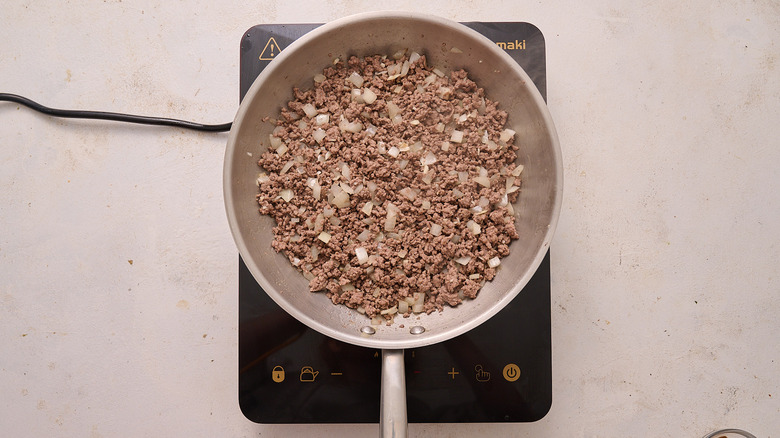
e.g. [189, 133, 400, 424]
[1, 1, 778, 437]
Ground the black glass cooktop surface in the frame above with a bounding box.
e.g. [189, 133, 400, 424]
[238, 21, 551, 424]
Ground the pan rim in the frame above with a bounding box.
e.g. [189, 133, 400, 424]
[224, 10, 563, 349]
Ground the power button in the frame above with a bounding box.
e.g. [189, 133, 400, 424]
[502, 363, 521, 382]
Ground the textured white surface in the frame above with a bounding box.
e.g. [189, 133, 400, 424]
[1, 1, 778, 437]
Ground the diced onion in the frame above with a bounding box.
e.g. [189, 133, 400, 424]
[430, 223, 442, 236]
[387, 102, 400, 119]
[387, 146, 400, 157]
[276, 143, 288, 157]
[269, 135, 283, 149]
[433, 68, 445, 77]
[409, 52, 421, 63]
[511, 164, 525, 177]
[466, 220, 481, 235]
[387, 63, 401, 76]
[361, 201, 373, 215]
[421, 170, 435, 185]
[455, 256, 472, 265]
[424, 74, 438, 86]
[279, 189, 294, 203]
[311, 246, 320, 261]
[507, 185, 520, 194]
[348, 72, 364, 87]
[332, 191, 350, 208]
[450, 47, 463, 53]
[339, 118, 363, 133]
[441, 141, 450, 151]
[506, 202, 515, 216]
[505, 176, 516, 190]
[499, 129, 516, 143]
[351, 88, 364, 103]
[450, 130, 464, 143]
[313, 73, 326, 83]
[315, 113, 330, 125]
[355, 247, 369, 264]
[421, 199, 431, 210]
[400, 60, 410, 77]
[357, 229, 371, 242]
[256, 172, 269, 186]
[384, 202, 399, 231]
[488, 257, 501, 268]
[312, 128, 327, 144]
[400, 187, 416, 201]
[362, 88, 377, 104]
[398, 300, 409, 314]
[421, 151, 437, 165]
[340, 162, 352, 179]
[280, 160, 294, 174]
[473, 176, 491, 188]
[380, 306, 398, 315]
[317, 231, 331, 243]
[398, 159, 408, 169]
[303, 103, 318, 118]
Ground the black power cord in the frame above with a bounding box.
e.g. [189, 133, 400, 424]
[0, 93, 232, 132]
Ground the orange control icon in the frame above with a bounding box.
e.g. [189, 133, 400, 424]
[502, 363, 521, 382]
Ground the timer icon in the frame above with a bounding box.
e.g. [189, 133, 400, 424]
[502, 363, 521, 382]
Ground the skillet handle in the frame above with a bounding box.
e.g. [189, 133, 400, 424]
[380, 349, 407, 438]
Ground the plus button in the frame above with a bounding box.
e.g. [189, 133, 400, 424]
[447, 367, 459, 380]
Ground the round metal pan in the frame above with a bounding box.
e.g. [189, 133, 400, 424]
[224, 11, 562, 437]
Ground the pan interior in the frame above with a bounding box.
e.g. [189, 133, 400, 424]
[224, 12, 562, 350]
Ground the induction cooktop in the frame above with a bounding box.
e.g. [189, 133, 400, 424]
[237, 21, 552, 424]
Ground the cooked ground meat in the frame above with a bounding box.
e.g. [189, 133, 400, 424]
[255, 52, 523, 323]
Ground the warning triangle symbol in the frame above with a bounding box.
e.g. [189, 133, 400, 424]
[259, 37, 283, 61]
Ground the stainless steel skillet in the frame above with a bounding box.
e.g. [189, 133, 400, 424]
[224, 11, 562, 437]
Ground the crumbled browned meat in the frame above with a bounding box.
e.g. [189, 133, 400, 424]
[255, 52, 523, 322]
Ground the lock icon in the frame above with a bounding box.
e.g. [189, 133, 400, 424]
[271, 366, 285, 383]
